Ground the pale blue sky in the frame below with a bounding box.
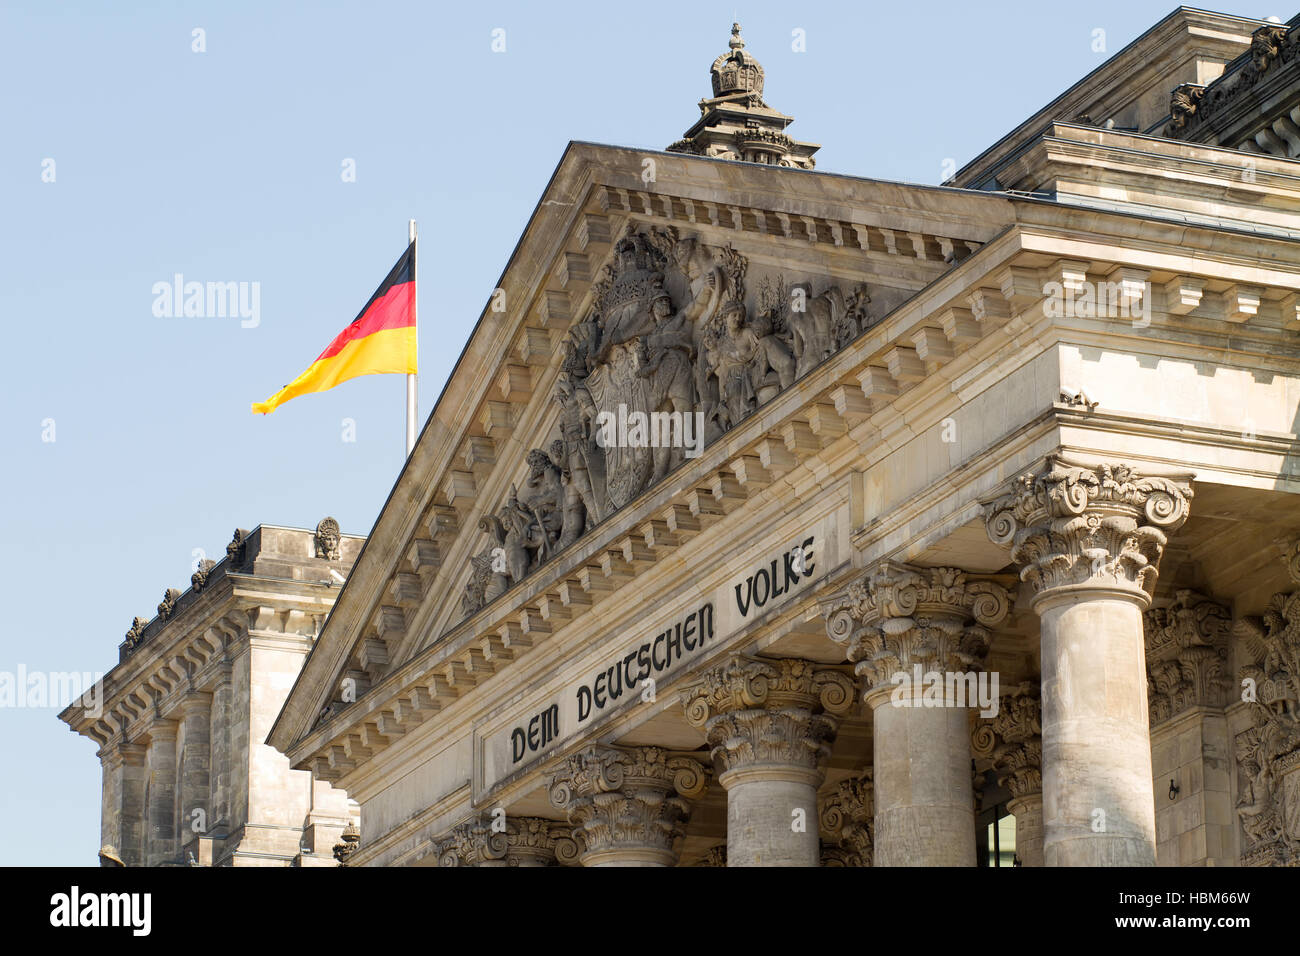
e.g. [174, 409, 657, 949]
[0, 1, 1271, 865]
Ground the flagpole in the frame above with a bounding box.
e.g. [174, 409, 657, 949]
[406, 219, 418, 458]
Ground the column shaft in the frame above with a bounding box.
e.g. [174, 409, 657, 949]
[871, 691, 974, 866]
[1039, 592, 1155, 866]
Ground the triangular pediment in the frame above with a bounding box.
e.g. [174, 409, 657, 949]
[269, 141, 1017, 758]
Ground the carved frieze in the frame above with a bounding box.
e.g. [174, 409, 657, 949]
[1165, 24, 1297, 142]
[1143, 589, 1231, 723]
[1234, 540, 1300, 866]
[982, 456, 1192, 603]
[461, 224, 872, 616]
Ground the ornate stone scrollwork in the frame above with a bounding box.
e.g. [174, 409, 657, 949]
[226, 528, 249, 570]
[190, 559, 216, 592]
[435, 814, 509, 867]
[681, 655, 855, 779]
[460, 224, 874, 617]
[546, 744, 709, 865]
[1233, 539, 1300, 866]
[971, 682, 1042, 800]
[504, 817, 581, 867]
[123, 616, 149, 653]
[157, 588, 181, 621]
[981, 455, 1193, 603]
[819, 771, 873, 866]
[821, 562, 1011, 695]
[1143, 589, 1231, 724]
[1166, 24, 1296, 142]
[314, 517, 341, 560]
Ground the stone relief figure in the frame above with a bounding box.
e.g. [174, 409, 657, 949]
[460, 223, 873, 617]
[1232, 542, 1300, 864]
[638, 290, 697, 481]
[709, 300, 761, 429]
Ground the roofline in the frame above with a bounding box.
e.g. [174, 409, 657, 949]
[951, 5, 1271, 187]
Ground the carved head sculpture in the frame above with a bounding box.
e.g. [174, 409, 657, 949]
[651, 293, 673, 321]
[721, 299, 746, 333]
[315, 517, 341, 560]
[526, 448, 554, 479]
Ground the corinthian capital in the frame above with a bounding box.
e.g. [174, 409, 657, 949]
[1143, 589, 1231, 724]
[821, 562, 1011, 695]
[982, 455, 1192, 605]
[681, 656, 855, 782]
[504, 817, 581, 866]
[971, 683, 1042, 799]
[435, 815, 508, 867]
[819, 770, 873, 866]
[546, 745, 709, 865]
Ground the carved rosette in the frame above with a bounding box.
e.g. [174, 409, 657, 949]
[681, 656, 855, 784]
[971, 683, 1043, 800]
[819, 771, 873, 867]
[547, 745, 709, 865]
[436, 815, 509, 867]
[1234, 539, 1300, 866]
[982, 456, 1192, 607]
[821, 562, 1010, 698]
[1143, 589, 1232, 724]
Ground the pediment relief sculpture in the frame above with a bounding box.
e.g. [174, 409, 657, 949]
[461, 223, 872, 616]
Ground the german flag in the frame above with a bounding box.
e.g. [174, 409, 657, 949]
[252, 242, 416, 414]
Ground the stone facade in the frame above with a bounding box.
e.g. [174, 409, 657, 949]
[246, 10, 1300, 867]
[60, 524, 363, 866]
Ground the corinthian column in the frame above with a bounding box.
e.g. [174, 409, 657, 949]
[823, 563, 1012, 866]
[972, 683, 1044, 866]
[682, 656, 855, 867]
[983, 455, 1192, 866]
[547, 745, 708, 867]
